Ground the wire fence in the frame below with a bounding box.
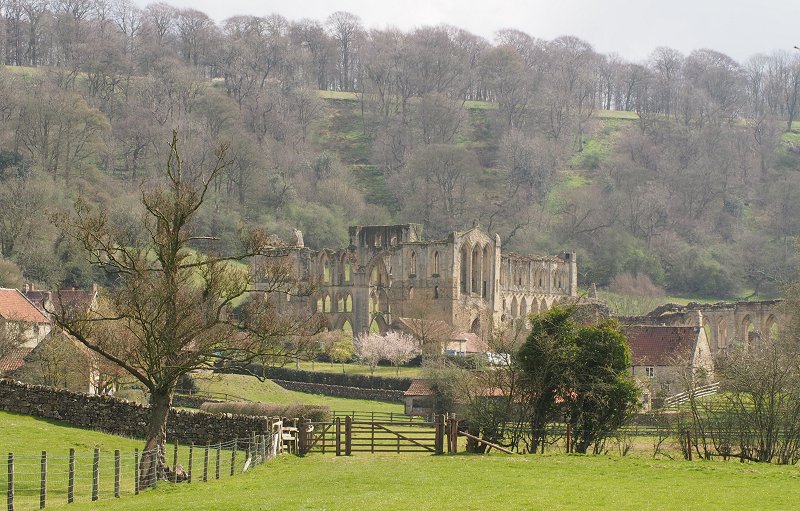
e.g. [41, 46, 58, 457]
[2, 432, 281, 510]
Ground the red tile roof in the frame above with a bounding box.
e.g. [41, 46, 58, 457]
[0, 288, 50, 323]
[449, 332, 489, 354]
[0, 347, 33, 373]
[404, 379, 434, 396]
[623, 326, 700, 366]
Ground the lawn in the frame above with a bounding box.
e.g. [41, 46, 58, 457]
[192, 374, 405, 415]
[0, 412, 145, 510]
[56, 452, 800, 511]
[289, 360, 423, 378]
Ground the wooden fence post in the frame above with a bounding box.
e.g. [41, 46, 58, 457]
[335, 418, 342, 456]
[230, 439, 237, 476]
[345, 416, 352, 456]
[7, 453, 13, 511]
[566, 423, 571, 454]
[187, 444, 193, 484]
[686, 430, 693, 461]
[67, 449, 74, 504]
[134, 449, 139, 495]
[215, 443, 221, 480]
[92, 448, 99, 502]
[172, 440, 179, 484]
[203, 444, 209, 482]
[260, 435, 266, 461]
[434, 415, 444, 455]
[114, 450, 121, 498]
[39, 451, 46, 510]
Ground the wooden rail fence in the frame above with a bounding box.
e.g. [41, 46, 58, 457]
[298, 415, 489, 456]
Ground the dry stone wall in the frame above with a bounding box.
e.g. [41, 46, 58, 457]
[0, 379, 271, 443]
[271, 379, 404, 403]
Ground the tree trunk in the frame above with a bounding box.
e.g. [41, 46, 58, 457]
[139, 388, 172, 488]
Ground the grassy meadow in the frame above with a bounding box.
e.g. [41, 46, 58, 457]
[192, 374, 405, 415]
[54, 453, 800, 511]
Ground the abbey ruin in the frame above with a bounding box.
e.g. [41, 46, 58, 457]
[254, 224, 578, 342]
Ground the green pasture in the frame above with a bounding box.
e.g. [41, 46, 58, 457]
[57, 452, 800, 511]
[192, 374, 405, 415]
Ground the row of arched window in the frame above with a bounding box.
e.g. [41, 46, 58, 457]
[315, 293, 353, 313]
[407, 250, 440, 277]
[459, 243, 492, 298]
[500, 263, 569, 292]
[319, 252, 353, 285]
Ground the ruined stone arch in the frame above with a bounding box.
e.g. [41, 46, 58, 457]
[344, 293, 353, 312]
[367, 254, 389, 288]
[370, 314, 388, 334]
[511, 295, 519, 317]
[341, 253, 353, 283]
[741, 315, 756, 345]
[323, 293, 332, 313]
[717, 318, 728, 349]
[341, 318, 353, 339]
[520, 296, 528, 324]
[432, 250, 440, 275]
[460, 243, 470, 295]
[764, 314, 778, 342]
[470, 316, 481, 335]
[319, 252, 332, 283]
[369, 288, 389, 313]
[471, 245, 481, 295]
[482, 245, 491, 298]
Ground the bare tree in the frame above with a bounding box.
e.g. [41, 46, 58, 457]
[50, 131, 318, 485]
[326, 11, 361, 91]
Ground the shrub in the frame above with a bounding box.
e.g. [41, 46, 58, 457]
[200, 401, 330, 422]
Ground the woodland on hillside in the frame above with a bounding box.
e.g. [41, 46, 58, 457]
[0, 1, 798, 301]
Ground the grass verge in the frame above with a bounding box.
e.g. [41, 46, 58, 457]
[56, 453, 800, 511]
[192, 374, 405, 415]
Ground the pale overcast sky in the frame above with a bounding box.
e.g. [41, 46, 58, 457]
[135, 0, 800, 63]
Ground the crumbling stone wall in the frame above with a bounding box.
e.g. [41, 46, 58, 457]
[0, 379, 271, 443]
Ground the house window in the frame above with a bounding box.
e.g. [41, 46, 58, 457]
[660, 382, 671, 393]
[645, 366, 655, 378]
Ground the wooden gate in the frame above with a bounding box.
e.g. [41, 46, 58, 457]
[301, 415, 445, 455]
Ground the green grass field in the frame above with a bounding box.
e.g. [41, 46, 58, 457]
[288, 360, 422, 378]
[55, 453, 800, 511]
[4, 410, 800, 510]
[193, 374, 405, 415]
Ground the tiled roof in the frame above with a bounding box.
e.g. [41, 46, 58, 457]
[0, 347, 33, 373]
[449, 332, 488, 354]
[404, 379, 434, 396]
[623, 325, 700, 366]
[24, 290, 51, 313]
[0, 288, 50, 323]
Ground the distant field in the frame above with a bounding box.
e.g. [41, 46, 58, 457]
[57, 452, 800, 511]
[288, 360, 422, 378]
[593, 109, 639, 120]
[193, 374, 405, 415]
[318, 90, 360, 101]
